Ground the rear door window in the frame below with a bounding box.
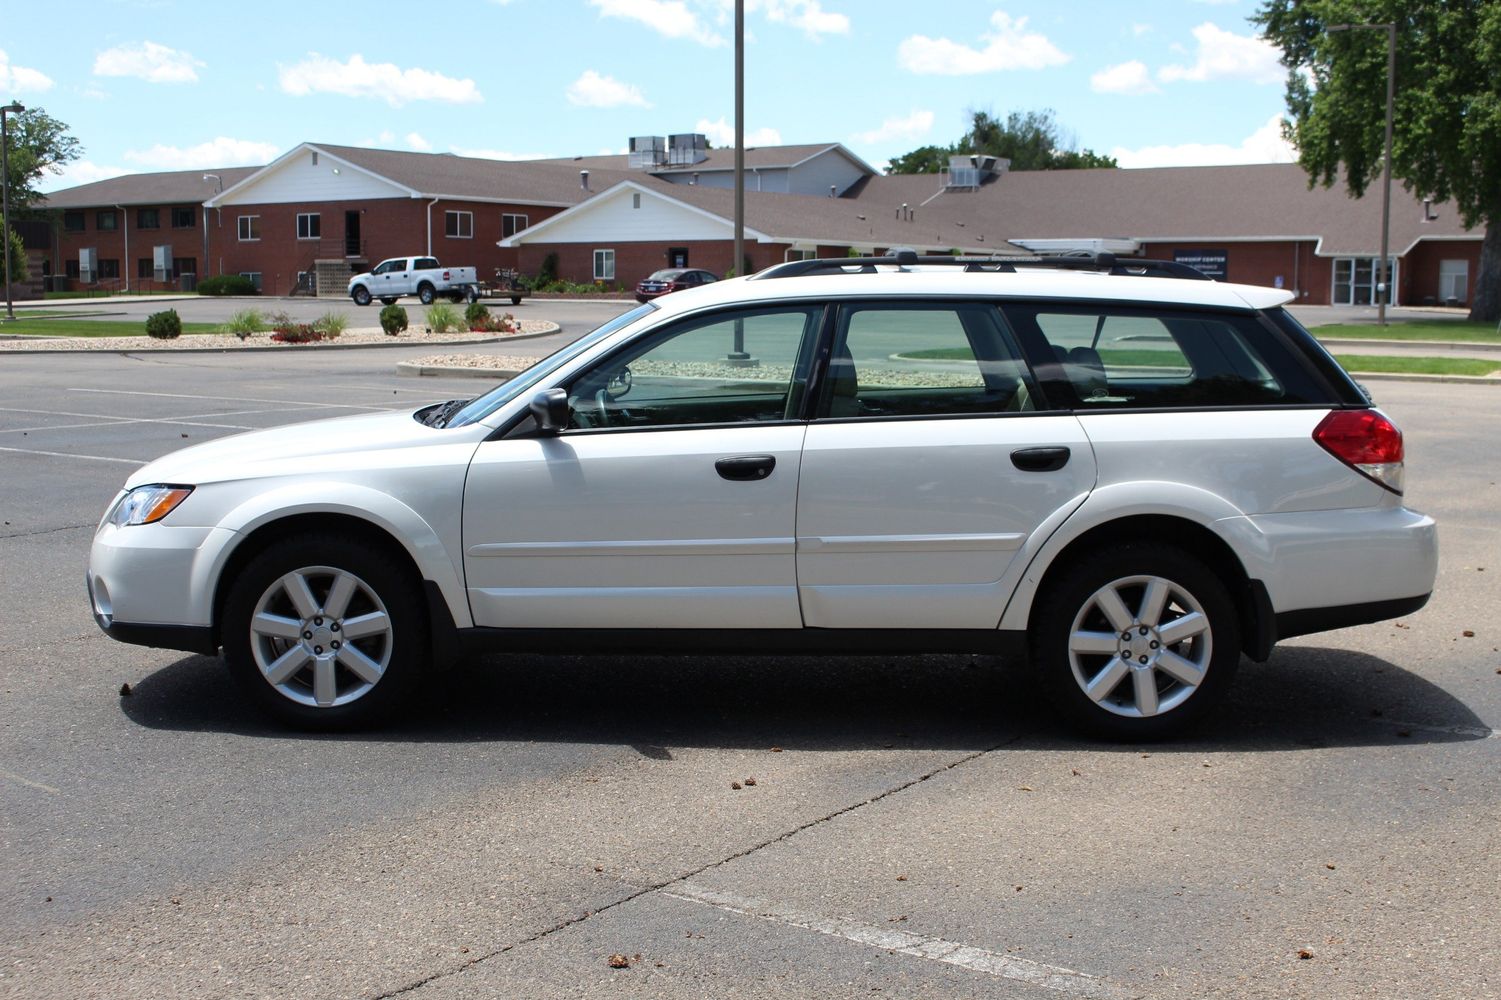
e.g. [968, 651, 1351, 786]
[1001, 303, 1326, 408]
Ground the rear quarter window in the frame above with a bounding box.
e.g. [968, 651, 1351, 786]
[1001, 303, 1329, 409]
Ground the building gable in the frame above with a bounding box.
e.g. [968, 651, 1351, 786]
[216, 146, 413, 206]
[508, 183, 751, 245]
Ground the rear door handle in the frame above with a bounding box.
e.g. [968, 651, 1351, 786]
[715, 455, 776, 481]
[1011, 446, 1071, 472]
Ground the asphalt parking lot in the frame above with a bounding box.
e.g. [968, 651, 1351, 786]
[1, 336, 1498, 999]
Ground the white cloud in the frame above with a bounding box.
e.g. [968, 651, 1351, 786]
[278, 54, 482, 106]
[93, 41, 204, 84]
[898, 11, 1069, 75]
[589, 0, 725, 46]
[760, 0, 849, 39]
[1131, 23, 1152, 38]
[451, 146, 555, 161]
[122, 137, 280, 169]
[39, 160, 130, 193]
[566, 70, 651, 108]
[695, 116, 782, 148]
[1112, 114, 1295, 168]
[405, 132, 432, 152]
[0, 48, 55, 93]
[852, 110, 934, 145]
[1158, 23, 1284, 85]
[1091, 60, 1158, 95]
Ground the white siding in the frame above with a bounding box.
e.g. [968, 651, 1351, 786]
[521, 188, 733, 243]
[787, 149, 866, 197]
[221, 151, 410, 205]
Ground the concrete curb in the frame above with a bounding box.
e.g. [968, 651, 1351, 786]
[1319, 337, 1501, 353]
[0, 323, 561, 356]
[1344, 370, 1501, 386]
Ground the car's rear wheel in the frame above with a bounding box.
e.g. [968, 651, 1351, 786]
[222, 534, 427, 729]
[1032, 543, 1239, 740]
[418, 283, 436, 305]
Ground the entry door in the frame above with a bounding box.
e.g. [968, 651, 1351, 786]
[795, 302, 1095, 629]
[462, 304, 823, 630]
[345, 211, 361, 257]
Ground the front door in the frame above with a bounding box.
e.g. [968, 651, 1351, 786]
[345, 211, 361, 257]
[462, 304, 823, 630]
[795, 301, 1095, 629]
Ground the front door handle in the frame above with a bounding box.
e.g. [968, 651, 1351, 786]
[715, 455, 776, 481]
[1011, 446, 1071, 472]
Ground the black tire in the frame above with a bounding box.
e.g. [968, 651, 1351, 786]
[1031, 543, 1239, 741]
[449, 292, 465, 304]
[510, 295, 522, 305]
[379, 296, 397, 306]
[351, 285, 372, 306]
[221, 533, 429, 730]
[466, 287, 480, 304]
[418, 283, 436, 305]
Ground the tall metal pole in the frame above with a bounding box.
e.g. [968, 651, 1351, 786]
[733, 0, 744, 283]
[1378, 23, 1395, 327]
[1, 102, 23, 322]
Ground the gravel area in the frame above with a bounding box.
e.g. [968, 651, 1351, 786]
[408, 353, 543, 372]
[0, 320, 556, 352]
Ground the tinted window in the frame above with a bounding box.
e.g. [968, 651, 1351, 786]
[567, 306, 821, 430]
[1003, 303, 1325, 409]
[815, 302, 1036, 418]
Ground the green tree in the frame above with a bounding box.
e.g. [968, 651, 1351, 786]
[5, 227, 25, 284]
[1255, 0, 1501, 321]
[3, 107, 83, 214]
[886, 109, 1118, 175]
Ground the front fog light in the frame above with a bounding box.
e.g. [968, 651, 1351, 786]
[109, 485, 194, 527]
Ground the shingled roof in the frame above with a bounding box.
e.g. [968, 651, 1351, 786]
[41, 166, 262, 209]
[540, 142, 875, 175]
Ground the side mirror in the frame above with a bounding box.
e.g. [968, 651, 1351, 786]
[529, 387, 570, 434]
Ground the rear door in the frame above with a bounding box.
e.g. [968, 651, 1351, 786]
[795, 300, 1095, 629]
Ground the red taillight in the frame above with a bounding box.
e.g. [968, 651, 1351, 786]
[1314, 409, 1404, 493]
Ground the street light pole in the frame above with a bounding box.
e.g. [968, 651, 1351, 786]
[1, 101, 25, 323]
[202, 174, 222, 281]
[1330, 22, 1396, 326]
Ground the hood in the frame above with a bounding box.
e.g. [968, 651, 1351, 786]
[125, 407, 481, 489]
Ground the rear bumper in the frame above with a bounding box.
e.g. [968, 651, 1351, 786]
[1276, 592, 1431, 641]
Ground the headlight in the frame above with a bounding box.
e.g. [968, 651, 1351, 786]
[108, 485, 194, 527]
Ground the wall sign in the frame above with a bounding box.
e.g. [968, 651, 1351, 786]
[1173, 249, 1228, 281]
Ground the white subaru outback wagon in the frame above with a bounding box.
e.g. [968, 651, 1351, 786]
[87, 252, 1437, 738]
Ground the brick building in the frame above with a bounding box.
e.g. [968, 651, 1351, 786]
[35, 137, 1484, 307]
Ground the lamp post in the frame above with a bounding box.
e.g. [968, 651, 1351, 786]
[1, 101, 25, 323]
[202, 173, 221, 280]
[1329, 22, 1396, 326]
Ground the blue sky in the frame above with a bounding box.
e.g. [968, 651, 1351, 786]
[3, 0, 1298, 193]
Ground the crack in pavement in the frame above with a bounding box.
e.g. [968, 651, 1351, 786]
[371, 733, 1030, 999]
[1, 522, 96, 541]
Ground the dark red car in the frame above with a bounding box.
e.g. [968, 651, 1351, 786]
[634, 268, 718, 302]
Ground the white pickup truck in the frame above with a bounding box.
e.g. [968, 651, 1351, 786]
[348, 256, 481, 306]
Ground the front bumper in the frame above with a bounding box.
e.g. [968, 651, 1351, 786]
[87, 521, 235, 652]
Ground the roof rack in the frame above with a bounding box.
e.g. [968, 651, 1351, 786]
[753, 249, 1212, 281]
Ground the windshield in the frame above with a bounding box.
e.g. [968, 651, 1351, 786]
[646, 270, 682, 280]
[443, 303, 658, 428]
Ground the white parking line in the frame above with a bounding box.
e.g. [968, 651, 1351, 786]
[0, 444, 145, 465]
[663, 881, 1136, 1000]
[0, 767, 61, 796]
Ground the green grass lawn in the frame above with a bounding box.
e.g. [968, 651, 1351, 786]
[1315, 320, 1501, 343]
[1332, 354, 1499, 377]
[0, 317, 223, 337]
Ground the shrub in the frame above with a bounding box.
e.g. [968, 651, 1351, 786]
[379, 304, 409, 336]
[270, 325, 328, 344]
[470, 311, 519, 334]
[145, 309, 183, 340]
[464, 300, 490, 325]
[538, 252, 559, 287]
[425, 302, 462, 333]
[197, 274, 258, 296]
[312, 311, 347, 338]
[222, 308, 265, 340]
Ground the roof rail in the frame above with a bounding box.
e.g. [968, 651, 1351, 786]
[752, 250, 1213, 281]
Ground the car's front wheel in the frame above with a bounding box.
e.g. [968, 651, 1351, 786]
[351, 285, 372, 306]
[1032, 543, 1239, 740]
[222, 534, 427, 729]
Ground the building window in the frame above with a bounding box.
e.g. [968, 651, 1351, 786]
[296, 213, 321, 240]
[63, 211, 85, 232]
[239, 272, 263, 291]
[1439, 260, 1469, 304]
[311, 151, 319, 166]
[137, 208, 160, 229]
[445, 210, 473, 239]
[632, 193, 642, 209]
[171, 206, 195, 228]
[137, 258, 154, 279]
[238, 215, 261, 241]
[785, 248, 816, 262]
[98, 259, 121, 279]
[173, 257, 197, 278]
[502, 213, 528, 238]
[593, 249, 616, 281]
[65, 260, 80, 279]
[96, 210, 118, 232]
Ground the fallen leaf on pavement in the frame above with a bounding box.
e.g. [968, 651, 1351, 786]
[608, 954, 631, 969]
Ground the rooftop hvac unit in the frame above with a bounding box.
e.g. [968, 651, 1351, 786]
[153, 245, 173, 282]
[946, 156, 981, 190]
[629, 135, 667, 169]
[79, 247, 97, 284]
[667, 132, 708, 166]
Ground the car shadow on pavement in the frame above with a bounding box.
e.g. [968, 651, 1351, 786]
[119, 644, 1491, 753]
